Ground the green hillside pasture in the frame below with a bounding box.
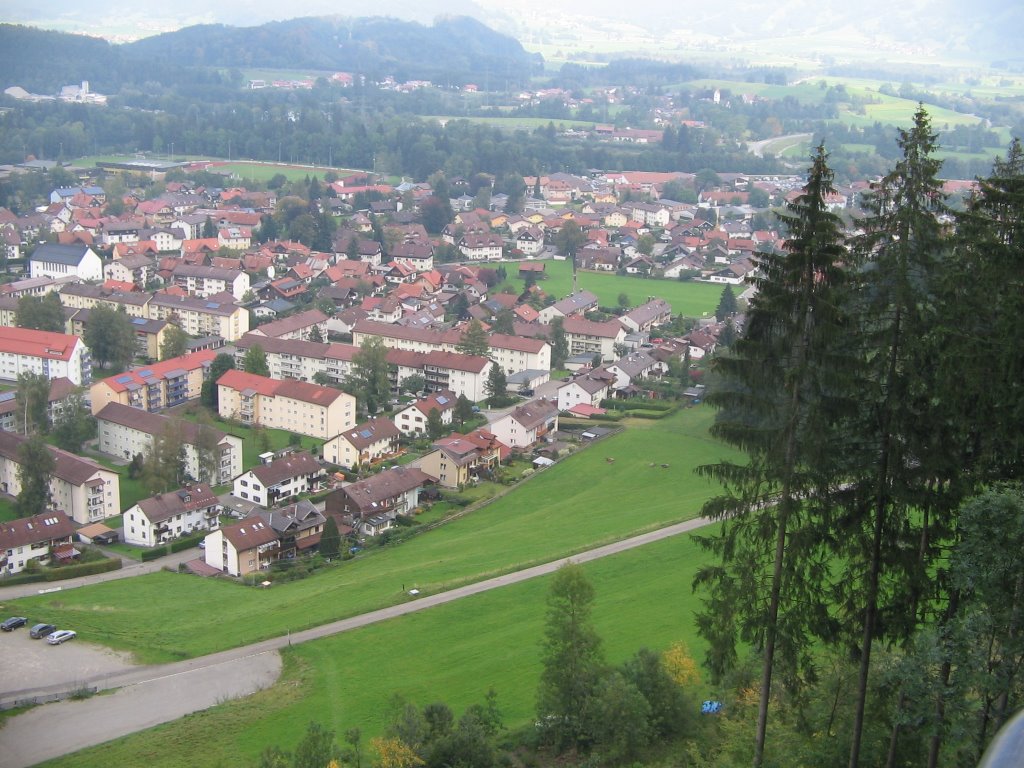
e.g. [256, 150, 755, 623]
[9, 408, 736, 664]
[536, 257, 723, 318]
[40, 528, 718, 768]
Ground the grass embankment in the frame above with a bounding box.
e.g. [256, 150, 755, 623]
[8, 407, 734, 666]
[527, 257, 723, 318]
[37, 518, 721, 768]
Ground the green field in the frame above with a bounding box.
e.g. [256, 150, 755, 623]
[530, 257, 723, 318]
[38, 525, 719, 768]
[7, 407, 736, 665]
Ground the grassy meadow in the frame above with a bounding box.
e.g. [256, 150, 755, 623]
[37, 525, 719, 768]
[528, 257, 724, 318]
[6, 407, 737, 665]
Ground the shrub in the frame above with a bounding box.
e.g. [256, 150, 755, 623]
[169, 533, 205, 553]
[140, 547, 167, 562]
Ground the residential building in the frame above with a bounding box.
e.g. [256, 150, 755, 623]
[261, 499, 326, 559]
[88, 348, 218, 415]
[234, 334, 344, 383]
[248, 309, 328, 342]
[0, 431, 120, 524]
[0, 326, 91, 386]
[323, 416, 403, 469]
[29, 243, 103, 282]
[549, 371, 611, 411]
[96, 403, 243, 485]
[392, 390, 457, 435]
[172, 264, 250, 301]
[0, 377, 79, 433]
[488, 398, 559, 449]
[417, 430, 507, 488]
[562, 317, 628, 363]
[605, 351, 665, 390]
[387, 350, 491, 401]
[232, 451, 323, 507]
[123, 484, 220, 548]
[148, 292, 249, 341]
[204, 517, 281, 576]
[619, 299, 673, 333]
[325, 466, 433, 535]
[104, 253, 155, 288]
[217, 370, 355, 440]
[0, 512, 77, 576]
[537, 290, 599, 324]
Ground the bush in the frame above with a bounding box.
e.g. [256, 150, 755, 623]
[442, 493, 474, 508]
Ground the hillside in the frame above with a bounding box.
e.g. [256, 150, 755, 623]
[0, 17, 540, 94]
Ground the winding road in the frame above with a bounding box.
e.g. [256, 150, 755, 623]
[0, 516, 715, 767]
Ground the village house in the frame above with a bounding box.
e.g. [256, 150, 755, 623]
[325, 466, 434, 536]
[204, 517, 280, 576]
[262, 499, 326, 560]
[392, 390, 458, 435]
[619, 298, 673, 333]
[562, 317, 628, 363]
[0, 377, 79, 433]
[537, 290, 600, 324]
[0, 512, 78, 576]
[417, 430, 508, 489]
[232, 451, 323, 508]
[323, 417, 403, 469]
[488, 398, 559, 449]
[123, 484, 220, 548]
[171, 264, 250, 301]
[387, 350, 491, 401]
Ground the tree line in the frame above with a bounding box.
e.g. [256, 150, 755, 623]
[694, 108, 1024, 767]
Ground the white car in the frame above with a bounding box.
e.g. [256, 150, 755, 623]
[47, 629, 76, 645]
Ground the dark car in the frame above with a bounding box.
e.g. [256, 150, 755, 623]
[29, 623, 57, 639]
[1, 616, 27, 631]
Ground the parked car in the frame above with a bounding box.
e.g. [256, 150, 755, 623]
[1, 616, 27, 631]
[29, 623, 57, 639]
[46, 629, 76, 645]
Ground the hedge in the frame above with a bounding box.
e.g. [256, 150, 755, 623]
[169, 533, 205, 553]
[44, 557, 121, 580]
[599, 398, 675, 412]
[140, 547, 166, 562]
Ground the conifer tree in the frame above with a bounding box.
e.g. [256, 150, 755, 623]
[694, 144, 852, 768]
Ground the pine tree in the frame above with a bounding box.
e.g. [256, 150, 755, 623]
[694, 144, 852, 767]
[838, 106, 956, 768]
[484, 364, 507, 407]
[550, 317, 569, 370]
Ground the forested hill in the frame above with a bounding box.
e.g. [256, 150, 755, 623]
[0, 17, 541, 94]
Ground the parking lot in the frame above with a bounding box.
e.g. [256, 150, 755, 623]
[0, 625, 136, 696]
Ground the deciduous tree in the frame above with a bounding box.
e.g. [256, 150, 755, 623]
[15, 435, 54, 518]
[456, 319, 490, 357]
[16, 292, 64, 332]
[243, 344, 270, 377]
[159, 324, 189, 361]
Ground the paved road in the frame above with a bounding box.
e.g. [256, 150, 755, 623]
[0, 516, 714, 766]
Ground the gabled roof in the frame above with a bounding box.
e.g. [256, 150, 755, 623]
[335, 466, 433, 512]
[98, 349, 218, 394]
[220, 517, 280, 551]
[248, 451, 321, 487]
[30, 243, 95, 266]
[250, 309, 327, 338]
[0, 511, 76, 550]
[510, 398, 558, 430]
[135, 484, 218, 524]
[336, 417, 401, 449]
[0, 327, 82, 362]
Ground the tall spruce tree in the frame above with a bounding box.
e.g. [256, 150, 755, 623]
[694, 144, 852, 768]
[838, 106, 956, 768]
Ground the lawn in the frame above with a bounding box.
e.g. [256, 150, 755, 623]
[174, 405, 324, 467]
[7, 407, 737, 664]
[530, 258, 723, 318]
[38, 524, 720, 768]
[205, 161, 362, 183]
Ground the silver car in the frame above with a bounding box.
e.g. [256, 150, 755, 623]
[46, 629, 76, 645]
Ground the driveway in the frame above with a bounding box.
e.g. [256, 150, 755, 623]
[0, 516, 714, 766]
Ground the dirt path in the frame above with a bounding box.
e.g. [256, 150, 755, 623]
[0, 516, 716, 766]
[746, 132, 812, 158]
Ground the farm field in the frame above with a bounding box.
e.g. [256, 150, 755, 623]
[532, 257, 724, 318]
[38, 520, 720, 768]
[7, 407, 737, 664]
